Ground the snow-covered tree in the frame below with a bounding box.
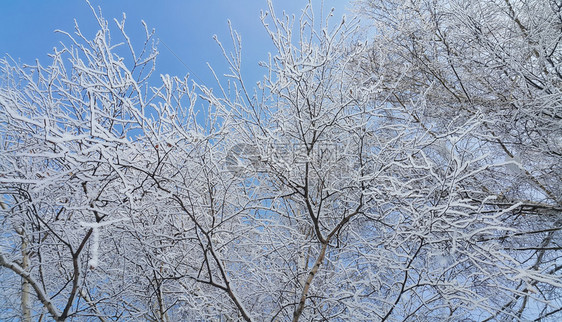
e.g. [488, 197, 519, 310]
[352, 0, 562, 319]
[1, 0, 560, 321]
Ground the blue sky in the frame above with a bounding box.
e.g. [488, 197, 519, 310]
[1, 1, 351, 88]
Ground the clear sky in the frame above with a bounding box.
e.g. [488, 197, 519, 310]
[0, 1, 352, 88]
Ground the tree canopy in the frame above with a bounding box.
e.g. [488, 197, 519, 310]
[1, 0, 561, 320]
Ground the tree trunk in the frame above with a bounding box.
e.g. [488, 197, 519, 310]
[17, 227, 31, 322]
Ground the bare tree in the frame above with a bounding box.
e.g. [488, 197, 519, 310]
[0, 4, 162, 320]
[353, 0, 562, 319]
[1, 0, 560, 321]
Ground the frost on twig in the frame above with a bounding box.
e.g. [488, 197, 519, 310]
[1, 0, 561, 321]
